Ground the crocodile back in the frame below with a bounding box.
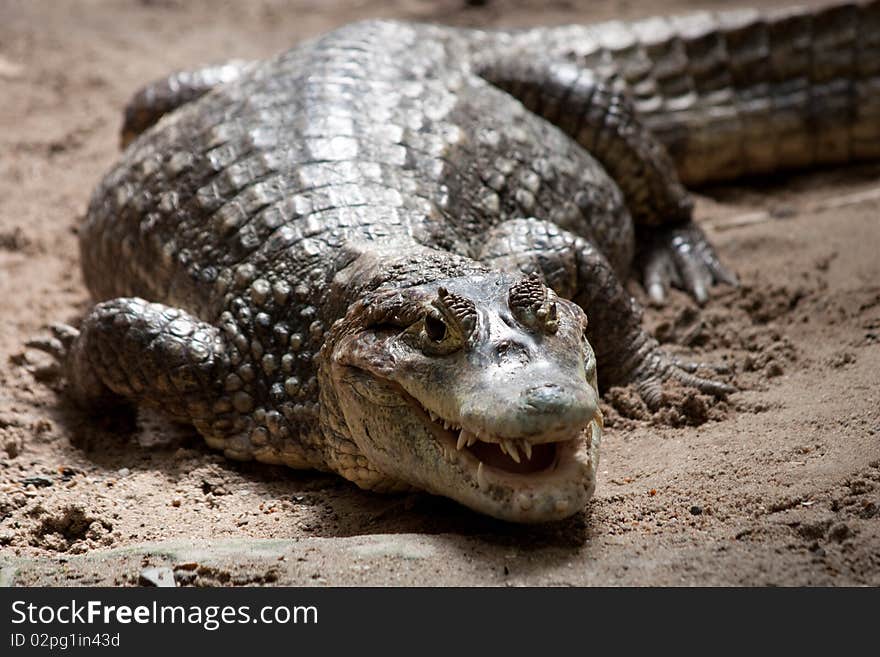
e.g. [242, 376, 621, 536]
[81, 20, 634, 320]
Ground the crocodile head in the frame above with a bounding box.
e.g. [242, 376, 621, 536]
[327, 272, 602, 523]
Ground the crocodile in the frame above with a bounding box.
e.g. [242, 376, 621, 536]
[35, 1, 880, 522]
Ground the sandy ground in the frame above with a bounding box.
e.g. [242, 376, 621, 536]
[1, 0, 878, 587]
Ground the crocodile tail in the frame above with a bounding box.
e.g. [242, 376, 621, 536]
[510, 1, 880, 186]
[612, 0, 880, 185]
[120, 60, 254, 149]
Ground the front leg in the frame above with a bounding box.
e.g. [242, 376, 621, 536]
[478, 57, 736, 304]
[40, 298, 246, 453]
[479, 218, 733, 407]
[121, 60, 254, 147]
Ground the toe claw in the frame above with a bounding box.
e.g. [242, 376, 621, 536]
[50, 323, 79, 348]
[689, 279, 709, 306]
[669, 365, 736, 397]
[26, 324, 78, 362]
[670, 357, 698, 373]
[26, 336, 66, 360]
[648, 282, 666, 306]
[644, 250, 674, 306]
[711, 261, 739, 288]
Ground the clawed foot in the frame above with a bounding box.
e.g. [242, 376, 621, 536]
[630, 348, 736, 410]
[24, 323, 79, 382]
[26, 323, 79, 361]
[640, 222, 738, 306]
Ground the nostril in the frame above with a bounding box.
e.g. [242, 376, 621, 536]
[522, 383, 569, 413]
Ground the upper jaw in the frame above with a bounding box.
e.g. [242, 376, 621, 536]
[426, 405, 584, 450]
[425, 408, 566, 464]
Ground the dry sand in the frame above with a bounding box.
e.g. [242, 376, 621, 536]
[0, 0, 878, 586]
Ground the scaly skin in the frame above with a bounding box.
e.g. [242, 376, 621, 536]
[39, 2, 880, 522]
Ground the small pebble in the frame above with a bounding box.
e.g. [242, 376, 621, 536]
[828, 522, 853, 542]
[21, 475, 53, 488]
[139, 566, 176, 588]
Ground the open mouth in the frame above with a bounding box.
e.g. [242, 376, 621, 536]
[403, 387, 602, 518]
[341, 366, 600, 519]
[405, 392, 600, 507]
[424, 410, 564, 476]
[417, 402, 600, 519]
[336, 356, 603, 523]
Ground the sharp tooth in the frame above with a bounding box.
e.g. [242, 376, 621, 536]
[467, 433, 477, 447]
[504, 439, 521, 463]
[499, 441, 508, 456]
[456, 430, 468, 451]
[477, 462, 488, 490]
[522, 440, 532, 460]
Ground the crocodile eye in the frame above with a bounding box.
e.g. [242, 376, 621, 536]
[424, 314, 447, 342]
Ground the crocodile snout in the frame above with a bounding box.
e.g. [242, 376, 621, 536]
[518, 382, 595, 433]
[522, 383, 571, 413]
